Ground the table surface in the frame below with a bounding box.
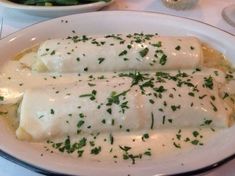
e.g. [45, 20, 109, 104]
[0, 0, 235, 175]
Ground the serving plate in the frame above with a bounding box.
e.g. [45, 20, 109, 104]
[0, 11, 235, 176]
[0, 0, 114, 17]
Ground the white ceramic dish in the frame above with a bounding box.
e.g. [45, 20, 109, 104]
[0, 0, 114, 17]
[0, 11, 235, 176]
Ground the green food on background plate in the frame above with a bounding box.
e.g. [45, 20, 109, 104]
[10, 0, 111, 6]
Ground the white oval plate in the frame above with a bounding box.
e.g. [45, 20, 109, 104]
[0, 11, 235, 176]
[0, 0, 114, 17]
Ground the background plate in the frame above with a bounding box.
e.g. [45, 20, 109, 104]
[0, 0, 114, 17]
[0, 11, 235, 176]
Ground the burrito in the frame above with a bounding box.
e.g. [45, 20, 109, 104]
[33, 34, 203, 73]
[16, 69, 232, 141]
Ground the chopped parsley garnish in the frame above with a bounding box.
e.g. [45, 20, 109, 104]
[50, 50, 55, 55]
[162, 115, 166, 124]
[88, 83, 96, 87]
[109, 133, 114, 145]
[203, 76, 213, 89]
[223, 92, 229, 99]
[50, 109, 55, 115]
[119, 50, 128, 56]
[139, 47, 149, 57]
[171, 105, 181, 111]
[152, 41, 162, 47]
[79, 90, 97, 100]
[173, 142, 181, 148]
[48, 137, 87, 156]
[106, 108, 112, 114]
[127, 44, 132, 49]
[210, 102, 218, 112]
[0, 111, 8, 115]
[77, 120, 85, 128]
[101, 119, 106, 124]
[188, 92, 195, 97]
[191, 140, 199, 145]
[201, 119, 213, 126]
[98, 57, 105, 64]
[192, 131, 199, 137]
[119, 71, 147, 87]
[151, 112, 154, 129]
[119, 145, 131, 152]
[0, 96, 4, 101]
[91, 146, 101, 155]
[79, 113, 85, 118]
[159, 54, 167, 65]
[106, 90, 130, 114]
[149, 99, 155, 104]
[175, 45, 181, 50]
[141, 133, 149, 142]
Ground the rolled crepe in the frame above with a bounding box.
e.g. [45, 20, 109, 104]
[16, 69, 232, 141]
[34, 34, 203, 73]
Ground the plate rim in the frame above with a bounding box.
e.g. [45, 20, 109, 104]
[0, 10, 235, 176]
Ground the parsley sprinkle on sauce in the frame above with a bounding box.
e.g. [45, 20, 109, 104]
[139, 47, 149, 57]
[4, 33, 235, 166]
[175, 45, 181, 50]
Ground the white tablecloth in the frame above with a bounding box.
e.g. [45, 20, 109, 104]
[0, 0, 235, 175]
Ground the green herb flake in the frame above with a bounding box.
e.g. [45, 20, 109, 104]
[50, 109, 55, 115]
[159, 54, 167, 65]
[98, 57, 105, 64]
[171, 105, 181, 111]
[141, 133, 149, 142]
[107, 108, 112, 114]
[77, 120, 85, 128]
[50, 50, 56, 55]
[203, 76, 213, 90]
[144, 151, 152, 156]
[168, 119, 173, 123]
[173, 142, 181, 148]
[192, 131, 199, 137]
[190, 46, 195, 50]
[162, 115, 166, 125]
[0, 96, 4, 101]
[188, 92, 195, 97]
[84, 67, 88, 72]
[0, 111, 8, 115]
[204, 119, 212, 125]
[175, 45, 181, 50]
[149, 99, 155, 104]
[151, 112, 154, 129]
[79, 90, 97, 101]
[119, 50, 128, 56]
[88, 83, 96, 87]
[101, 119, 106, 124]
[223, 92, 229, 99]
[191, 140, 199, 145]
[79, 113, 85, 118]
[152, 41, 162, 47]
[91, 146, 101, 155]
[210, 102, 218, 112]
[127, 44, 132, 49]
[139, 47, 149, 57]
[119, 145, 131, 152]
[109, 133, 114, 145]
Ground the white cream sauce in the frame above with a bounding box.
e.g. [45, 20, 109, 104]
[0, 40, 234, 164]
